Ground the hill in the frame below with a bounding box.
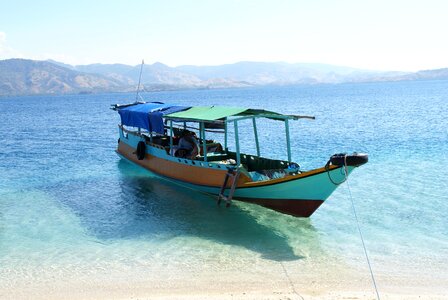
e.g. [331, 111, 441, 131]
[72, 62, 250, 88]
[1, 58, 447, 96]
[66, 61, 440, 86]
[0, 59, 123, 96]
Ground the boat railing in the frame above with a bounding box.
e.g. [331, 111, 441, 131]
[225, 151, 292, 172]
[119, 125, 169, 150]
[119, 125, 294, 171]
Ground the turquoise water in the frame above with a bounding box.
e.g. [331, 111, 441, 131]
[1, 80, 447, 296]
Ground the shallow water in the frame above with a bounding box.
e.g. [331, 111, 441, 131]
[0, 80, 447, 296]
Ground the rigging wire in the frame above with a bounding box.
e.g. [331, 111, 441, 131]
[343, 161, 381, 300]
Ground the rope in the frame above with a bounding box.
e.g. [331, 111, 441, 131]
[280, 261, 304, 300]
[343, 159, 381, 300]
[325, 161, 347, 185]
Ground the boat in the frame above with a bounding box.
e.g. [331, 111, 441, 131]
[111, 101, 368, 217]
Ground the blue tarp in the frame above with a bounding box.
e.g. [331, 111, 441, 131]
[117, 102, 189, 134]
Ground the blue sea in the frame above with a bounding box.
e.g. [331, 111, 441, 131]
[1, 80, 447, 298]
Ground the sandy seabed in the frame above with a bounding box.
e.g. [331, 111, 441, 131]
[1, 260, 446, 300]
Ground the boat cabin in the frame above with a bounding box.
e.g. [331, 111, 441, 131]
[112, 102, 314, 179]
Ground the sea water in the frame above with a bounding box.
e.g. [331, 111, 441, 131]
[0, 80, 447, 297]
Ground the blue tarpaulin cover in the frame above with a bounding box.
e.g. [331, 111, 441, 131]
[117, 102, 189, 134]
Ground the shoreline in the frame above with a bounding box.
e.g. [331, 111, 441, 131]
[3, 283, 447, 300]
[2, 264, 446, 300]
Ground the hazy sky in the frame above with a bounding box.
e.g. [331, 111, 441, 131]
[1, 0, 447, 71]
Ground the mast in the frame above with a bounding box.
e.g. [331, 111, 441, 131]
[135, 59, 144, 101]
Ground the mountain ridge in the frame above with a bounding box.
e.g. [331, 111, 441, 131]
[1, 58, 447, 96]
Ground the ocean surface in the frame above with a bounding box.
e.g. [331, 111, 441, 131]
[1, 80, 447, 297]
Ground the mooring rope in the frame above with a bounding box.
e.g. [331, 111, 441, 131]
[325, 159, 347, 185]
[280, 261, 304, 300]
[343, 159, 381, 300]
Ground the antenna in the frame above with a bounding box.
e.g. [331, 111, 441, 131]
[136, 59, 144, 101]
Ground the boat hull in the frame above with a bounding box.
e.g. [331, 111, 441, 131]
[117, 131, 354, 217]
[235, 198, 324, 217]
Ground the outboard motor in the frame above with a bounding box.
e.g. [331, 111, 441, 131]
[329, 153, 368, 167]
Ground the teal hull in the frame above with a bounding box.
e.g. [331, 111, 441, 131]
[117, 149, 354, 217]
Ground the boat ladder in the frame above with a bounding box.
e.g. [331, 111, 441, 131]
[217, 167, 240, 207]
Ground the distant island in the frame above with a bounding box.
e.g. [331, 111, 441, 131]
[1, 58, 447, 96]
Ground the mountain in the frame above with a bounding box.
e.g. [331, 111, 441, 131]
[401, 68, 448, 81]
[71, 60, 405, 86]
[0, 59, 252, 96]
[176, 62, 448, 84]
[1, 58, 447, 96]
[69, 61, 252, 89]
[0, 59, 123, 96]
[176, 61, 366, 84]
[73, 62, 205, 86]
[73, 61, 253, 90]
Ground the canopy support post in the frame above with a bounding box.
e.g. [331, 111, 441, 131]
[201, 122, 207, 162]
[252, 117, 260, 156]
[169, 120, 173, 154]
[285, 119, 291, 163]
[234, 120, 240, 166]
[224, 120, 228, 151]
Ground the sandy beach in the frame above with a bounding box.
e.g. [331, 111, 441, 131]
[2, 255, 446, 300]
[3, 278, 447, 299]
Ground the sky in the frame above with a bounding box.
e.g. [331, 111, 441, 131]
[1, 0, 447, 71]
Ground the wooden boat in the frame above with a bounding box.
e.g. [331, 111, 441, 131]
[111, 101, 368, 217]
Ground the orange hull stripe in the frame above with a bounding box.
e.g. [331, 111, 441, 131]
[118, 141, 338, 189]
[118, 142, 251, 187]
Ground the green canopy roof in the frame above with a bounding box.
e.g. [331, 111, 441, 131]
[165, 105, 314, 122]
[165, 106, 248, 121]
